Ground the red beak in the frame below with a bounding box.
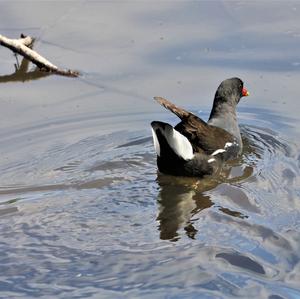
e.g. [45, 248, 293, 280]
[242, 87, 249, 97]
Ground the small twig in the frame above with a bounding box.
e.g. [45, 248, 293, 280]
[14, 53, 20, 70]
[0, 33, 79, 77]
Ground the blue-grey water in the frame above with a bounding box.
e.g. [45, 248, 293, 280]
[1, 1, 300, 298]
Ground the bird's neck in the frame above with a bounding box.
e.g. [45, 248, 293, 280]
[208, 101, 241, 143]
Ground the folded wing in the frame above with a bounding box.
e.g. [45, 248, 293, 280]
[154, 97, 236, 155]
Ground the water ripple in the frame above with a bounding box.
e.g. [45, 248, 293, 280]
[0, 110, 299, 298]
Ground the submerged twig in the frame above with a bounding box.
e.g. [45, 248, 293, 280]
[0, 33, 79, 77]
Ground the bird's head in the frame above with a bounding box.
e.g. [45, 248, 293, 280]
[215, 77, 249, 106]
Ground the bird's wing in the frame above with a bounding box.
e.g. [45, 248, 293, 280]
[154, 96, 207, 126]
[154, 96, 189, 118]
[175, 117, 237, 155]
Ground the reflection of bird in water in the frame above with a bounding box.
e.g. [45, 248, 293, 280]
[156, 175, 215, 241]
[156, 159, 254, 241]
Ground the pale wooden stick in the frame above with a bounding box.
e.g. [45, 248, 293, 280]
[0, 33, 79, 77]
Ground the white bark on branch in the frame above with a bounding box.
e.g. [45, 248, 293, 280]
[0, 34, 79, 77]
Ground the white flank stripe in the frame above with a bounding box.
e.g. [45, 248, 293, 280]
[208, 158, 215, 163]
[151, 128, 160, 156]
[211, 148, 226, 156]
[225, 142, 233, 148]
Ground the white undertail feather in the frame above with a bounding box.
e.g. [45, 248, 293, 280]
[151, 128, 161, 156]
[152, 124, 194, 160]
[170, 128, 194, 160]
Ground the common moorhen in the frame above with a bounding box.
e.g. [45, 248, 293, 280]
[151, 77, 249, 177]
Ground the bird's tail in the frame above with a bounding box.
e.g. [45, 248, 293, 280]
[151, 121, 194, 161]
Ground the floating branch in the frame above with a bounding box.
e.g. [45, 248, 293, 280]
[0, 33, 79, 77]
